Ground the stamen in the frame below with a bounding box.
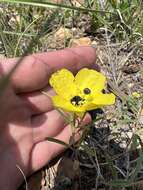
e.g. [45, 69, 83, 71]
[70, 96, 85, 106]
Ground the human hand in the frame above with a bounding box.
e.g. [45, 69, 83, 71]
[0, 47, 96, 190]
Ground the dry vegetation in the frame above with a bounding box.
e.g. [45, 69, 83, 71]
[0, 0, 143, 190]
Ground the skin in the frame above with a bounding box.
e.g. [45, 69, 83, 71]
[0, 46, 97, 190]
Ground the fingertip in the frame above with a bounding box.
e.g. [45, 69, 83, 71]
[72, 46, 96, 61]
[80, 46, 96, 63]
[77, 46, 100, 72]
[65, 46, 96, 68]
[75, 46, 100, 72]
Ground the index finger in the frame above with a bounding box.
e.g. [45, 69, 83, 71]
[0, 46, 97, 92]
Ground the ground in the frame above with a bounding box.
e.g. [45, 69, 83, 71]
[0, 1, 143, 190]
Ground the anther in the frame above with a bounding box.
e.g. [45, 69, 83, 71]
[70, 96, 84, 106]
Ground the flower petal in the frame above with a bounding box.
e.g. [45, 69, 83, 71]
[75, 68, 106, 95]
[52, 95, 86, 112]
[49, 69, 77, 99]
[93, 93, 115, 106]
[84, 103, 99, 111]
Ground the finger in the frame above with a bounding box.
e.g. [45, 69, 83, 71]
[31, 110, 66, 143]
[0, 47, 97, 92]
[20, 87, 55, 115]
[31, 113, 91, 171]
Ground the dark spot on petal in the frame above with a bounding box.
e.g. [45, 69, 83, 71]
[83, 88, 91, 94]
[102, 89, 106, 94]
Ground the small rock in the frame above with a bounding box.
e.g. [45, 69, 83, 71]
[128, 83, 134, 88]
[69, 37, 92, 47]
[54, 27, 73, 40]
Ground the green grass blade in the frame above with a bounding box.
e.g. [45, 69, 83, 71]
[14, 15, 41, 56]
[1, 0, 115, 14]
[46, 137, 71, 149]
[2, 31, 36, 37]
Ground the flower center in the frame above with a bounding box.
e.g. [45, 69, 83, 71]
[70, 96, 85, 106]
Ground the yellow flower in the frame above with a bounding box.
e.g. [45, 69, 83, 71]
[49, 68, 115, 114]
[132, 92, 141, 98]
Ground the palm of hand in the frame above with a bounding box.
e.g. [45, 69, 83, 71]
[0, 82, 78, 190]
[0, 47, 96, 189]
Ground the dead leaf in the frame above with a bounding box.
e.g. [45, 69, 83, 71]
[71, 0, 84, 7]
[122, 64, 140, 74]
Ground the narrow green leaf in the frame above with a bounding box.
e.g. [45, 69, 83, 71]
[3, 31, 36, 37]
[1, 0, 115, 14]
[46, 137, 71, 149]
